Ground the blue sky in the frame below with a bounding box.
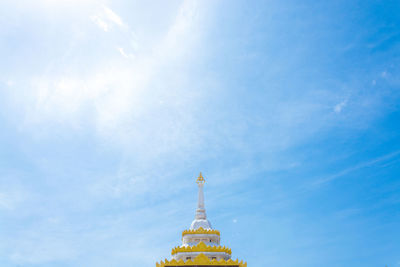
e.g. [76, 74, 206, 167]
[0, 0, 399, 266]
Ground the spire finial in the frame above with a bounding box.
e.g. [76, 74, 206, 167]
[196, 172, 205, 185]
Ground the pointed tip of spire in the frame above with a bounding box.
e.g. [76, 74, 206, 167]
[196, 172, 205, 185]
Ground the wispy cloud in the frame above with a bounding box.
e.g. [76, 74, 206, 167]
[312, 150, 400, 186]
[117, 47, 135, 59]
[333, 99, 348, 113]
[91, 5, 125, 32]
[5, 1, 201, 143]
[0, 1, 205, 206]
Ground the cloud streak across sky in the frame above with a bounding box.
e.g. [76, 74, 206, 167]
[0, 0, 400, 267]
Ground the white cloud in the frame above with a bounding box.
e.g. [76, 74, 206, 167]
[91, 15, 110, 31]
[333, 99, 347, 113]
[102, 6, 124, 27]
[91, 5, 125, 32]
[312, 150, 400, 186]
[23, 1, 199, 127]
[117, 47, 135, 59]
[24, 66, 149, 132]
[154, 1, 199, 60]
[4, 0, 203, 161]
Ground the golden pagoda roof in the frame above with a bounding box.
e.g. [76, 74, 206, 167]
[172, 241, 231, 255]
[182, 227, 220, 237]
[156, 253, 247, 267]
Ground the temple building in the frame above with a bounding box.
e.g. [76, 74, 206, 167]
[156, 173, 247, 267]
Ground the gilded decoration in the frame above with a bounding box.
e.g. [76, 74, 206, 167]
[171, 241, 231, 255]
[182, 227, 220, 237]
[156, 253, 247, 267]
[196, 172, 205, 184]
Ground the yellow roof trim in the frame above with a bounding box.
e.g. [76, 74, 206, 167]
[182, 227, 220, 237]
[171, 241, 231, 255]
[156, 253, 247, 267]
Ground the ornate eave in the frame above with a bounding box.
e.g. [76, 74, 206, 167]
[156, 253, 247, 267]
[172, 241, 231, 255]
[182, 227, 220, 237]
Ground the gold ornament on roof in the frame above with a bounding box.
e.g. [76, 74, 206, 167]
[196, 172, 205, 185]
[182, 227, 220, 237]
[171, 242, 231, 255]
[156, 253, 247, 267]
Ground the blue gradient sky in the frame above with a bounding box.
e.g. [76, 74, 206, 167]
[0, 1, 400, 266]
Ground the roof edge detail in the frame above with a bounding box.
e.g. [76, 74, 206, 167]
[172, 241, 231, 255]
[182, 227, 220, 237]
[156, 253, 247, 267]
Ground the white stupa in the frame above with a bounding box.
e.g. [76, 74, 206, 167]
[156, 173, 247, 267]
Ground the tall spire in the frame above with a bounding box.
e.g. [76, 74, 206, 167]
[190, 172, 212, 229]
[196, 172, 206, 220]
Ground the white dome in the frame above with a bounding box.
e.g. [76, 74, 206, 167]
[190, 219, 212, 230]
